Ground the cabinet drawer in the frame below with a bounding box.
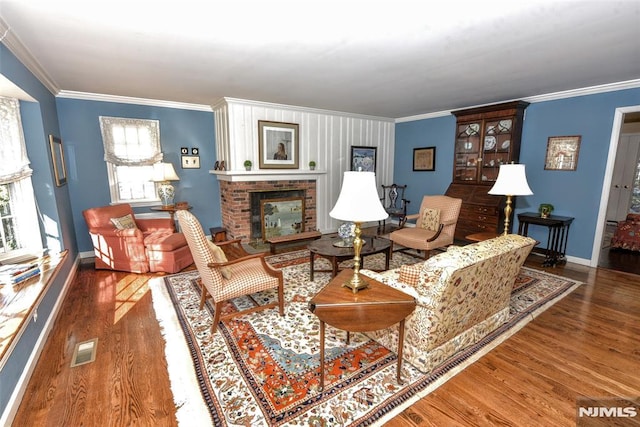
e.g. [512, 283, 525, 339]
[459, 210, 499, 225]
[467, 204, 499, 216]
[458, 219, 497, 232]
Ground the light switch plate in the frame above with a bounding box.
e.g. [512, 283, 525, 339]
[181, 155, 200, 169]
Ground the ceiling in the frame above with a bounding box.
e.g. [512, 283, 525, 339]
[1, 1, 639, 118]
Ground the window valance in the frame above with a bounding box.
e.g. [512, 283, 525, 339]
[99, 116, 162, 166]
[0, 97, 33, 184]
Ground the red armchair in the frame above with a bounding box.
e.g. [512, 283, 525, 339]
[611, 213, 640, 252]
[82, 204, 193, 273]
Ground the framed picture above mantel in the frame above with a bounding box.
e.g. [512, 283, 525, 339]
[258, 121, 299, 169]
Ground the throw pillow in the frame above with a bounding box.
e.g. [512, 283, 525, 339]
[420, 208, 440, 232]
[110, 214, 137, 230]
[207, 240, 232, 279]
[398, 263, 422, 286]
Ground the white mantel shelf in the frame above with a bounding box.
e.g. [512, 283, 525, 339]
[209, 169, 327, 182]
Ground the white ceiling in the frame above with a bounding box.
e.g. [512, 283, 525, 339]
[1, 1, 639, 118]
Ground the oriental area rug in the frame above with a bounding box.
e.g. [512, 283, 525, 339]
[150, 250, 582, 426]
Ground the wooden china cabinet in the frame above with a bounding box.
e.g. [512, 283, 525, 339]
[445, 101, 529, 240]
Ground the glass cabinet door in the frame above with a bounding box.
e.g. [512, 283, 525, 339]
[480, 118, 513, 183]
[454, 122, 481, 182]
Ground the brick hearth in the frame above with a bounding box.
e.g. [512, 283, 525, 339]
[219, 180, 317, 242]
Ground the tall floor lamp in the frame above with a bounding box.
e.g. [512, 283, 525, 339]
[488, 164, 533, 235]
[330, 171, 388, 293]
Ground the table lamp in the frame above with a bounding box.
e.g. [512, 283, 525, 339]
[488, 163, 533, 235]
[329, 171, 388, 293]
[153, 162, 180, 207]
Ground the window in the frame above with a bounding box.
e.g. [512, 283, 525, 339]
[99, 116, 162, 205]
[0, 96, 42, 260]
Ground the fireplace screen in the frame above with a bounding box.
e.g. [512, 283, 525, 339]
[260, 197, 305, 240]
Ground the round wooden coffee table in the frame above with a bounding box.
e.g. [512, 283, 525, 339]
[307, 236, 392, 280]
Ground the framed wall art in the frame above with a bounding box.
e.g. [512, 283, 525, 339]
[544, 135, 581, 171]
[49, 135, 67, 186]
[258, 120, 299, 169]
[413, 146, 436, 171]
[350, 146, 377, 172]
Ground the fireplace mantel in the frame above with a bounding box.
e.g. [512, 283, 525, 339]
[209, 169, 326, 182]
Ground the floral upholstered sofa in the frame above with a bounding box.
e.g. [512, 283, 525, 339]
[360, 234, 536, 373]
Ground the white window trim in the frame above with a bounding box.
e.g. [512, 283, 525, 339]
[99, 116, 163, 205]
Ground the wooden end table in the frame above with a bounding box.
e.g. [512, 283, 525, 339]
[465, 231, 500, 242]
[308, 269, 416, 390]
[517, 212, 574, 267]
[307, 236, 392, 280]
[150, 204, 192, 231]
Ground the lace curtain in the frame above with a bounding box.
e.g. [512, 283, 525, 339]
[0, 96, 33, 184]
[99, 116, 162, 165]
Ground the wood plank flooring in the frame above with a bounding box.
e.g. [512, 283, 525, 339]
[11, 253, 640, 426]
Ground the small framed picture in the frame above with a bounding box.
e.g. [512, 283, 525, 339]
[545, 136, 581, 171]
[350, 146, 377, 172]
[413, 146, 436, 171]
[49, 135, 67, 186]
[258, 120, 299, 169]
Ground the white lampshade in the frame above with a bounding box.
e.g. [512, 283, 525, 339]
[488, 164, 533, 196]
[153, 162, 180, 182]
[330, 171, 388, 222]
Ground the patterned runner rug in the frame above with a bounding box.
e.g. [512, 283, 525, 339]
[150, 250, 582, 426]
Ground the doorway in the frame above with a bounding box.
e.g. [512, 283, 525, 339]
[593, 108, 640, 274]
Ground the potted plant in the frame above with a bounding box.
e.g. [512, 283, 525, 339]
[538, 203, 554, 218]
[309, 160, 316, 170]
[243, 160, 252, 171]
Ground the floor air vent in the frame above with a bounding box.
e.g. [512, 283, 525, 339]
[70, 338, 98, 367]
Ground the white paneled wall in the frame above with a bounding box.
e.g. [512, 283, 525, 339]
[211, 98, 395, 232]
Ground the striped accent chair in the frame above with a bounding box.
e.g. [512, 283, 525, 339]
[177, 210, 284, 333]
[390, 195, 462, 259]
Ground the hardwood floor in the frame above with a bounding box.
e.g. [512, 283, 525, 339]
[11, 253, 640, 426]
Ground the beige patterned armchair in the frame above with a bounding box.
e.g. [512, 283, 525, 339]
[390, 195, 462, 259]
[177, 210, 284, 333]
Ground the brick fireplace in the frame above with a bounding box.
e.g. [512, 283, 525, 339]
[218, 179, 317, 243]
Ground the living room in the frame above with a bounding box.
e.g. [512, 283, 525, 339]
[1, 2, 640, 425]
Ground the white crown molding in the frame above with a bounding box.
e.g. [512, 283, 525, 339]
[0, 18, 59, 96]
[217, 97, 395, 122]
[56, 91, 213, 112]
[396, 79, 640, 123]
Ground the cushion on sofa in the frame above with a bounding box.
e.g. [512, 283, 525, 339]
[110, 214, 137, 229]
[398, 263, 421, 286]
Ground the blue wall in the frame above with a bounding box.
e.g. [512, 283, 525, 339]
[395, 88, 640, 260]
[55, 98, 220, 253]
[0, 45, 77, 415]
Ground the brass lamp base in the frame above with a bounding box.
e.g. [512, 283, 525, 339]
[342, 273, 369, 293]
[342, 221, 368, 294]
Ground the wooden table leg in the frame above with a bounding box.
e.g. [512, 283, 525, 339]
[319, 320, 325, 390]
[397, 319, 405, 384]
[310, 252, 315, 281]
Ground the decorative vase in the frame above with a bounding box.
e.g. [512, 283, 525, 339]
[157, 182, 175, 207]
[337, 222, 356, 246]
